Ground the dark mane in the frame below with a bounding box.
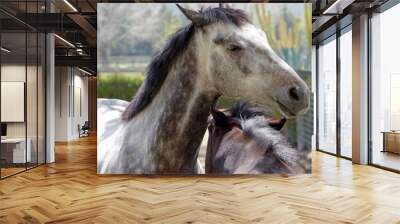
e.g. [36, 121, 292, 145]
[196, 6, 250, 26]
[122, 7, 250, 120]
[230, 101, 269, 120]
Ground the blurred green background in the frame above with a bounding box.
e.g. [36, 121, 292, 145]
[98, 72, 144, 101]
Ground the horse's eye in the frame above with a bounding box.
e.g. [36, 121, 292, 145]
[227, 44, 242, 52]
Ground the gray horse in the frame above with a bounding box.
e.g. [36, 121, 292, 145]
[97, 5, 310, 174]
[206, 102, 307, 174]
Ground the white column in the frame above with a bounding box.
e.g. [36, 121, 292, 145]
[45, 0, 56, 163]
[352, 14, 369, 164]
[46, 32, 55, 163]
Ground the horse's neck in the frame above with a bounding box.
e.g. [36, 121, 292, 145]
[127, 47, 217, 173]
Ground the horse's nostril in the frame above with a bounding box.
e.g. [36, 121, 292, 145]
[289, 86, 301, 101]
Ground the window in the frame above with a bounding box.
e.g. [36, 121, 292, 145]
[340, 28, 352, 158]
[0, 2, 46, 179]
[317, 36, 337, 154]
[370, 3, 400, 171]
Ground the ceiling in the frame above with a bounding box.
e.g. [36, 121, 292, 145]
[0, 0, 395, 74]
[312, 0, 391, 43]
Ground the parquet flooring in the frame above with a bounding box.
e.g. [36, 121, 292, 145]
[1, 167, 26, 178]
[1, 135, 400, 223]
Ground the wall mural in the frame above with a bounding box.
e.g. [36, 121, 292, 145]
[97, 3, 312, 175]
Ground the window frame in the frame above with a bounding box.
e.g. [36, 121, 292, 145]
[315, 24, 353, 160]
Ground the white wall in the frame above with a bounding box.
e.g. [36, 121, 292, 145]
[1, 63, 47, 164]
[71, 73, 89, 138]
[1, 65, 38, 138]
[1, 82, 25, 122]
[55, 67, 69, 141]
[55, 67, 89, 141]
[1, 66, 26, 136]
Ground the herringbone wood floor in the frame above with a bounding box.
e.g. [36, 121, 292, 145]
[1, 135, 400, 224]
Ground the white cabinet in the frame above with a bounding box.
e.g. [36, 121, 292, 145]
[1, 138, 32, 163]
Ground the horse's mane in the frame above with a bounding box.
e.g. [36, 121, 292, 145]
[122, 7, 250, 120]
[231, 102, 304, 170]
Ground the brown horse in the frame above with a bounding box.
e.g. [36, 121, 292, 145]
[206, 102, 307, 174]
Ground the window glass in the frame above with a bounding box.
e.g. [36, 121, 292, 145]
[340, 29, 352, 158]
[318, 37, 337, 154]
[371, 4, 400, 171]
[1, 31, 28, 177]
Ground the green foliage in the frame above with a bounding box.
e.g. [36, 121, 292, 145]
[98, 73, 145, 101]
[98, 73, 237, 107]
[255, 4, 311, 71]
[304, 4, 312, 48]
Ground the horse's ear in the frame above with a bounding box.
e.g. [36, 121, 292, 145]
[268, 118, 286, 131]
[211, 108, 242, 129]
[211, 109, 228, 127]
[227, 118, 242, 129]
[176, 4, 206, 26]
